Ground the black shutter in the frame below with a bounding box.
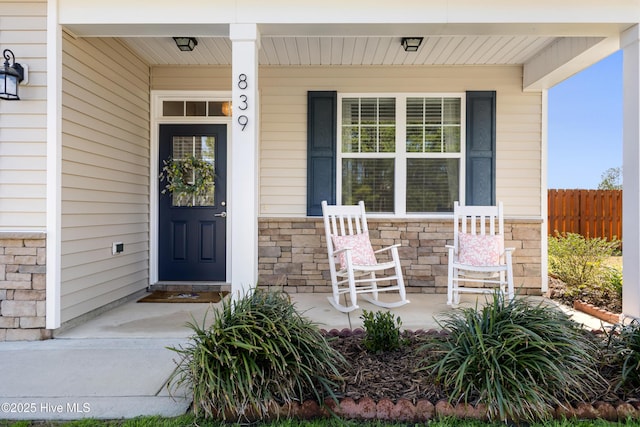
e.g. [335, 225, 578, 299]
[466, 91, 496, 206]
[307, 91, 337, 216]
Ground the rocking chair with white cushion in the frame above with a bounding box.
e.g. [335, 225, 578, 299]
[322, 200, 409, 313]
[446, 201, 515, 306]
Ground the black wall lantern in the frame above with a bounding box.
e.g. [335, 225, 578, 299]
[0, 49, 24, 100]
[173, 37, 198, 52]
[401, 37, 424, 52]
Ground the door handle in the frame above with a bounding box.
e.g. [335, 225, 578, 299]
[214, 212, 227, 218]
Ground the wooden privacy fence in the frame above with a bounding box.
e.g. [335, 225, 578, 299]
[548, 189, 622, 242]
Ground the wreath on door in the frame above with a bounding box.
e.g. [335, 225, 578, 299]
[159, 155, 216, 199]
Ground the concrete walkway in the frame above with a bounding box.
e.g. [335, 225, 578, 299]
[0, 292, 608, 421]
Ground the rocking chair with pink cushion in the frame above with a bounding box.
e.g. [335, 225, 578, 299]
[446, 201, 515, 306]
[322, 200, 409, 313]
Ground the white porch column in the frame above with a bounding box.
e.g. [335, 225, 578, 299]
[229, 24, 260, 299]
[622, 24, 640, 318]
[45, 0, 62, 329]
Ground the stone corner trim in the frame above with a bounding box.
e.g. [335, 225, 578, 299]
[0, 235, 50, 341]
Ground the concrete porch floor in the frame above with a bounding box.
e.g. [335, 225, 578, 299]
[53, 292, 455, 339]
[0, 292, 608, 421]
[52, 291, 607, 338]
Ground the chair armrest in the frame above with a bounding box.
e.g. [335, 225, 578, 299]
[445, 244, 456, 255]
[374, 243, 401, 254]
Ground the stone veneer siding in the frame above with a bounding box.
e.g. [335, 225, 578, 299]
[258, 218, 543, 295]
[0, 232, 49, 341]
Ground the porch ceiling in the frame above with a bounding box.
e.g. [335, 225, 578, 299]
[121, 35, 557, 66]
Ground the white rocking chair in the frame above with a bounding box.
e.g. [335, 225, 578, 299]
[446, 201, 515, 306]
[322, 200, 410, 313]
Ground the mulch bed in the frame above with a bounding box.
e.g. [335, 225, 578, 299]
[547, 276, 622, 314]
[327, 329, 446, 404]
[305, 326, 640, 422]
[324, 277, 627, 409]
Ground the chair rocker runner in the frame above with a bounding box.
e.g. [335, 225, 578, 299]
[447, 201, 515, 306]
[322, 200, 409, 313]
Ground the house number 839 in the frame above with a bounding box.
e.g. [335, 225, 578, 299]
[237, 74, 248, 131]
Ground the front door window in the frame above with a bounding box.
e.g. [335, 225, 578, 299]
[170, 136, 216, 207]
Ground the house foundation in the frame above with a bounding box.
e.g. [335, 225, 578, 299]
[258, 218, 543, 296]
[0, 232, 50, 341]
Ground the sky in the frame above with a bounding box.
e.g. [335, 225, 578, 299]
[547, 50, 623, 189]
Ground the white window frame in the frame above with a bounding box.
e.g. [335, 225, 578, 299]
[337, 93, 466, 217]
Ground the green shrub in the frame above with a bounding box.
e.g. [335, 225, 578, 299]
[423, 293, 604, 423]
[604, 319, 640, 395]
[601, 265, 623, 300]
[167, 290, 346, 422]
[548, 232, 620, 294]
[361, 310, 403, 353]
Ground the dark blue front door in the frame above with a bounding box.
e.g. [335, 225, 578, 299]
[158, 124, 227, 281]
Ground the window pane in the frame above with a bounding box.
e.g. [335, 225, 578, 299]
[171, 137, 195, 207]
[208, 101, 232, 117]
[379, 98, 396, 152]
[424, 98, 442, 124]
[406, 158, 459, 213]
[342, 158, 394, 213]
[342, 126, 359, 152]
[185, 101, 206, 116]
[425, 127, 442, 152]
[163, 101, 184, 116]
[379, 126, 396, 152]
[443, 98, 461, 124]
[196, 136, 216, 206]
[379, 98, 396, 125]
[360, 98, 377, 124]
[406, 98, 423, 125]
[199, 136, 216, 162]
[172, 136, 192, 160]
[342, 98, 359, 125]
[406, 127, 423, 152]
[361, 126, 377, 152]
[444, 126, 461, 152]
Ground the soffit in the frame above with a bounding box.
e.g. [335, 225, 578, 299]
[120, 35, 557, 66]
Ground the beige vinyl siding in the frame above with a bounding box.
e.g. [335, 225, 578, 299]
[60, 34, 151, 323]
[496, 90, 543, 217]
[0, 1, 47, 230]
[151, 65, 543, 218]
[151, 66, 232, 91]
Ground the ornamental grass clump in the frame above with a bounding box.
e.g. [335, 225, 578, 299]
[603, 319, 640, 396]
[423, 293, 604, 423]
[167, 290, 346, 422]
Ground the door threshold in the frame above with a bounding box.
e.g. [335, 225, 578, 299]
[151, 282, 231, 293]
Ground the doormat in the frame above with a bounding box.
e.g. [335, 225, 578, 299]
[137, 290, 229, 303]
